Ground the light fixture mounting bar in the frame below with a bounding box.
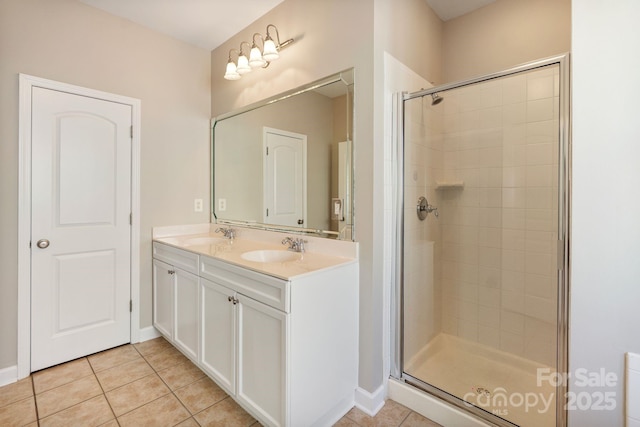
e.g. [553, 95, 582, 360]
[224, 24, 294, 81]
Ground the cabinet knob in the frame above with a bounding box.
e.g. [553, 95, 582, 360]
[228, 296, 233, 302]
[168, 270, 175, 275]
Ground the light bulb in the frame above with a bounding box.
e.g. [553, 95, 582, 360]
[262, 37, 279, 61]
[224, 61, 240, 80]
[236, 54, 251, 75]
[249, 45, 265, 68]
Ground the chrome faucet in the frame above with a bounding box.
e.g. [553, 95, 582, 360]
[215, 227, 236, 240]
[282, 237, 307, 253]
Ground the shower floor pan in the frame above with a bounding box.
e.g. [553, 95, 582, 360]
[404, 334, 556, 427]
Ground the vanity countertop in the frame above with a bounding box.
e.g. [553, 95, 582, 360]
[153, 232, 357, 280]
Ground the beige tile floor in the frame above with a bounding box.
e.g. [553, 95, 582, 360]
[0, 337, 442, 427]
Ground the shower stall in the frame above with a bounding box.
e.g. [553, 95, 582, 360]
[392, 55, 569, 427]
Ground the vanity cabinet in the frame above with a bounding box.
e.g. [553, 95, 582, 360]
[199, 256, 288, 426]
[152, 243, 200, 362]
[152, 259, 174, 339]
[200, 277, 287, 425]
[236, 294, 287, 425]
[200, 277, 236, 394]
[153, 240, 358, 427]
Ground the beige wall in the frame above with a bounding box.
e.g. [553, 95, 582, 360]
[379, 0, 443, 85]
[0, 0, 211, 370]
[442, 0, 571, 82]
[211, 0, 381, 392]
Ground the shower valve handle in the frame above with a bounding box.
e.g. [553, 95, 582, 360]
[417, 196, 438, 220]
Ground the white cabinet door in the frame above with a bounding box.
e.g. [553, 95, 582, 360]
[153, 259, 174, 339]
[237, 295, 288, 427]
[200, 278, 236, 395]
[174, 269, 199, 361]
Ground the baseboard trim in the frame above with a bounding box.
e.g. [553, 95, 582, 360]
[138, 326, 161, 343]
[388, 378, 492, 427]
[354, 384, 386, 416]
[0, 365, 18, 387]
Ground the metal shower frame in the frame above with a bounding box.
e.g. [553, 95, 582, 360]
[391, 53, 571, 427]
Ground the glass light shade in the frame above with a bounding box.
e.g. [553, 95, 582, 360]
[249, 46, 266, 68]
[224, 61, 240, 80]
[236, 54, 251, 75]
[262, 38, 279, 61]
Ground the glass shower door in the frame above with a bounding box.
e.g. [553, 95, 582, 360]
[399, 58, 568, 427]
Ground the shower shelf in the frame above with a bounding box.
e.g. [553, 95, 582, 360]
[435, 181, 464, 190]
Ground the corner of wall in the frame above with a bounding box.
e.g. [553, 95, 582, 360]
[354, 384, 386, 416]
[138, 326, 161, 343]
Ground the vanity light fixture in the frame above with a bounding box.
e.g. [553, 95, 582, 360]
[224, 49, 241, 80]
[236, 42, 252, 75]
[223, 24, 293, 81]
[249, 33, 267, 68]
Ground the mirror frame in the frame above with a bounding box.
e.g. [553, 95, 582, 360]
[211, 68, 355, 240]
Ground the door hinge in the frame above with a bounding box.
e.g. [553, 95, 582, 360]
[130, 300, 133, 312]
[266, 208, 269, 217]
[29, 241, 32, 249]
[129, 213, 132, 225]
[266, 146, 269, 155]
[130, 126, 133, 139]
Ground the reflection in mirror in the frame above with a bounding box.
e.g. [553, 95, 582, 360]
[212, 69, 354, 240]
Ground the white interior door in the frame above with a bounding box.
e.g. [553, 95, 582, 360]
[263, 127, 307, 227]
[30, 86, 132, 371]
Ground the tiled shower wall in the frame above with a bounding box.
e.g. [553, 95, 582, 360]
[404, 66, 559, 366]
[434, 66, 560, 367]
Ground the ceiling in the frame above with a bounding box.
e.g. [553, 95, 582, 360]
[425, 0, 497, 21]
[79, 0, 496, 51]
[79, 0, 285, 51]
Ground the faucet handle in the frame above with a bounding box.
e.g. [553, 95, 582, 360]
[295, 238, 307, 253]
[215, 227, 236, 239]
[281, 236, 307, 252]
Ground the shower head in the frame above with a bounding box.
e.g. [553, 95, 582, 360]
[431, 93, 443, 106]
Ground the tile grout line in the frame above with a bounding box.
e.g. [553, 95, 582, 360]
[132, 342, 194, 426]
[33, 345, 159, 425]
[136, 346, 216, 425]
[29, 375, 41, 427]
[397, 409, 413, 427]
[30, 340, 251, 427]
[1, 339, 264, 427]
[134, 341, 247, 427]
[93, 343, 171, 423]
[87, 355, 120, 426]
[34, 357, 106, 423]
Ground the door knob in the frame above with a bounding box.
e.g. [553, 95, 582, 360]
[36, 239, 50, 249]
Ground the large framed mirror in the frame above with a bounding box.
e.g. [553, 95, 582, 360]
[211, 69, 354, 240]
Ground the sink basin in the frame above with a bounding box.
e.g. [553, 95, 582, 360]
[241, 250, 299, 263]
[183, 237, 226, 246]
